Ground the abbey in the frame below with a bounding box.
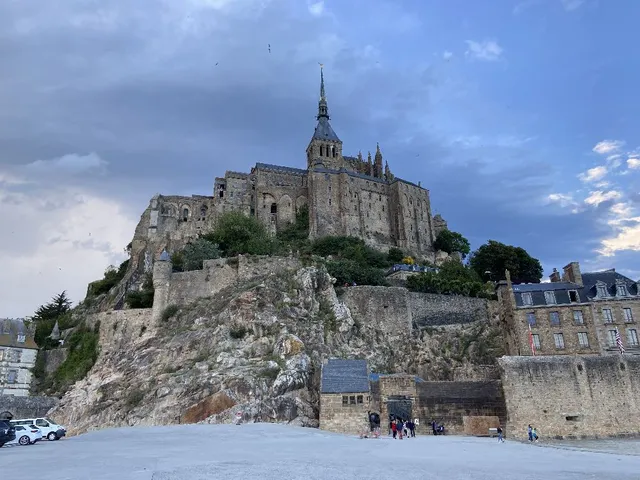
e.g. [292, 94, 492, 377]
[132, 67, 447, 263]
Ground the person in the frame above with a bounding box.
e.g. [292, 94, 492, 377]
[409, 420, 416, 437]
[391, 419, 397, 439]
[532, 427, 539, 442]
[403, 420, 408, 438]
[527, 424, 533, 442]
[431, 420, 437, 436]
[497, 425, 504, 443]
[397, 419, 404, 440]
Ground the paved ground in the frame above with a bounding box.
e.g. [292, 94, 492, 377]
[1, 424, 638, 479]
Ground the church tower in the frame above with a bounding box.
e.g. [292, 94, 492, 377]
[306, 65, 343, 169]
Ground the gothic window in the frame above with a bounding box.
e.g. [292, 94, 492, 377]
[331, 145, 336, 157]
[182, 208, 189, 221]
[270, 203, 277, 214]
[320, 145, 324, 156]
[200, 205, 208, 219]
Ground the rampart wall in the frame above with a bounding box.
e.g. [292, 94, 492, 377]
[499, 355, 640, 439]
[0, 395, 59, 420]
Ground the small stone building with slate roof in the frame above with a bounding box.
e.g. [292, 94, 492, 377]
[497, 261, 640, 356]
[319, 358, 371, 435]
[0, 318, 38, 396]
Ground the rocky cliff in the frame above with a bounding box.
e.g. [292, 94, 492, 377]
[49, 266, 504, 435]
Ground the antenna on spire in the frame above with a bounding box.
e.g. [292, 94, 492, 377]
[318, 63, 325, 99]
[316, 63, 329, 120]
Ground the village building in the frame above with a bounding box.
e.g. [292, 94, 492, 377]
[319, 359, 370, 435]
[0, 318, 38, 396]
[496, 262, 640, 356]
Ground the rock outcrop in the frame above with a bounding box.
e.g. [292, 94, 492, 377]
[49, 267, 504, 435]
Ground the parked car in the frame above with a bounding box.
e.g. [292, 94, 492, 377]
[11, 418, 66, 441]
[6, 425, 42, 446]
[0, 420, 16, 447]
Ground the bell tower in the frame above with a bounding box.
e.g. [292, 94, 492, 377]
[306, 64, 343, 169]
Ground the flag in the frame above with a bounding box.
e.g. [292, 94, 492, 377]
[528, 323, 537, 356]
[615, 327, 625, 355]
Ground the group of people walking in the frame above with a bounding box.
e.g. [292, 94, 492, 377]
[390, 418, 416, 439]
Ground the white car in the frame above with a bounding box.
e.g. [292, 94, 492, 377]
[6, 425, 41, 446]
[11, 418, 66, 441]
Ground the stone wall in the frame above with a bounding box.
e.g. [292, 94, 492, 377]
[342, 287, 492, 339]
[319, 393, 370, 435]
[164, 255, 302, 308]
[499, 355, 640, 439]
[415, 381, 506, 436]
[0, 395, 59, 420]
[87, 309, 154, 357]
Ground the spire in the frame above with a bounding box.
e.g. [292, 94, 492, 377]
[367, 151, 373, 176]
[385, 160, 393, 181]
[357, 151, 363, 162]
[317, 64, 329, 120]
[374, 143, 383, 178]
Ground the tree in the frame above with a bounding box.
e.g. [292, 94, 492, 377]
[387, 247, 404, 264]
[33, 291, 72, 322]
[434, 230, 471, 258]
[469, 240, 543, 284]
[203, 212, 276, 257]
[181, 238, 221, 271]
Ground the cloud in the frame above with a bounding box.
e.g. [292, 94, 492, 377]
[25, 152, 108, 175]
[561, 0, 584, 11]
[592, 140, 624, 155]
[546, 193, 580, 211]
[307, 1, 324, 16]
[584, 190, 622, 207]
[442, 51, 453, 60]
[628, 157, 640, 169]
[465, 40, 503, 61]
[578, 165, 607, 183]
[606, 154, 623, 168]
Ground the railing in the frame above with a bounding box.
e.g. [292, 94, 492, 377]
[386, 264, 438, 276]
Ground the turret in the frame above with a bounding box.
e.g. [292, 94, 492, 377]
[367, 152, 373, 176]
[151, 249, 172, 323]
[374, 143, 383, 178]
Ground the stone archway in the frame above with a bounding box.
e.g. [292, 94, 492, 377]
[0, 411, 14, 421]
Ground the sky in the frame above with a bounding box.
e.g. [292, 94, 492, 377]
[1, 0, 639, 317]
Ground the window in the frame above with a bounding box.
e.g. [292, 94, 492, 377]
[607, 330, 617, 347]
[597, 285, 608, 297]
[617, 284, 628, 296]
[356, 395, 363, 404]
[8, 349, 21, 362]
[521, 293, 533, 306]
[526, 312, 536, 326]
[7, 370, 18, 384]
[349, 396, 356, 405]
[544, 291, 556, 305]
[320, 145, 324, 156]
[577, 332, 589, 348]
[573, 310, 584, 325]
[182, 208, 189, 221]
[569, 290, 579, 303]
[627, 329, 639, 347]
[553, 333, 565, 349]
[270, 203, 277, 214]
[532, 334, 541, 349]
[35, 419, 49, 427]
[623, 308, 634, 323]
[342, 396, 348, 405]
[602, 309, 614, 324]
[549, 311, 560, 326]
[17, 334, 25, 343]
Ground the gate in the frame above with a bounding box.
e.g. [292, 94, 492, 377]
[386, 395, 412, 422]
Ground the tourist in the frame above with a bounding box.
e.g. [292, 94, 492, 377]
[391, 419, 397, 439]
[431, 420, 437, 436]
[397, 419, 404, 440]
[497, 425, 504, 443]
[403, 420, 408, 438]
[527, 424, 533, 442]
[532, 427, 539, 442]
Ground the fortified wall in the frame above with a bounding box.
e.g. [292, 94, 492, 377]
[0, 395, 59, 420]
[499, 355, 640, 439]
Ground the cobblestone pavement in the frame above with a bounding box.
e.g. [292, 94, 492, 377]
[539, 438, 640, 456]
[1, 424, 638, 479]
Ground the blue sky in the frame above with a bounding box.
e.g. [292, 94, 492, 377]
[0, 0, 638, 317]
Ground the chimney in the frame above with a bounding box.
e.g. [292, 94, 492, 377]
[563, 262, 583, 287]
[549, 268, 561, 283]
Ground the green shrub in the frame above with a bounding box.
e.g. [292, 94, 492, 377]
[178, 238, 221, 271]
[87, 260, 129, 296]
[50, 326, 99, 392]
[126, 274, 154, 308]
[203, 212, 277, 257]
[387, 247, 404, 264]
[229, 325, 249, 339]
[161, 305, 180, 322]
[433, 230, 471, 258]
[325, 259, 387, 287]
[276, 205, 310, 247]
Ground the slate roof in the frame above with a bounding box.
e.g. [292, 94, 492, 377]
[512, 269, 639, 307]
[0, 318, 38, 350]
[320, 359, 369, 394]
[254, 163, 307, 175]
[312, 117, 341, 142]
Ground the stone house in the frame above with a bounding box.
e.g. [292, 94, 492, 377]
[497, 262, 640, 356]
[319, 359, 370, 435]
[0, 319, 38, 396]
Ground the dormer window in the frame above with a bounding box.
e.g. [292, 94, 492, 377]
[596, 284, 608, 298]
[17, 334, 25, 343]
[569, 290, 579, 303]
[544, 291, 556, 305]
[617, 284, 629, 297]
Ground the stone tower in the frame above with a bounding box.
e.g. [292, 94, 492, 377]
[306, 65, 343, 169]
[151, 249, 172, 323]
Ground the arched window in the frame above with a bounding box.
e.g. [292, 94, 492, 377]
[320, 145, 324, 156]
[200, 205, 208, 219]
[182, 208, 189, 221]
[331, 145, 336, 157]
[271, 203, 277, 214]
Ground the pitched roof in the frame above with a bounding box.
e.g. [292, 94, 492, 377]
[312, 117, 341, 142]
[0, 319, 38, 350]
[321, 358, 369, 394]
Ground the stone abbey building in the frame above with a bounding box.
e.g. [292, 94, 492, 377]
[131, 67, 447, 267]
